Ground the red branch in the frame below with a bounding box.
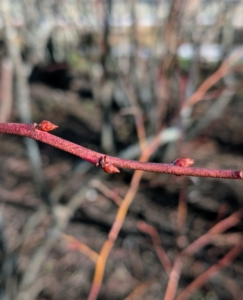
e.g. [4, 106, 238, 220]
[175, 239, 243, 300]
[137, 221, 172, 274]
[0, 122, 242, 179]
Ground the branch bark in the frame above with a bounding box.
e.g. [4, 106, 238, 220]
[0, 122, 242, 179]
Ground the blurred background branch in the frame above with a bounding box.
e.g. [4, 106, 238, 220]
[0, 0, 243, 299]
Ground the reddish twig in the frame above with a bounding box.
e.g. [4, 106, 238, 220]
[124, 276, 158, 300]
[0, 122, 242, 179]
[175, 239, 243, 300]
[164, 209, 243, 300]
[62, 233, 98, 263]
[176, 184, 187, 238]
[183, 209, 243, 257]
[137, 221, 172, 275]
[87, 132, 162, 300]
[90, 179, 123, 206]
[164, 257, 183, 300]
[182, 46, 243, 109]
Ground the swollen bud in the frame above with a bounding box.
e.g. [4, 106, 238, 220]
[34, 120, 59, 132]
[96, 156, 120, 173]
[171, 158, 194, 167]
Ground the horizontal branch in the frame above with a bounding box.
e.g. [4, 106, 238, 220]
[0, 122, 242, 180]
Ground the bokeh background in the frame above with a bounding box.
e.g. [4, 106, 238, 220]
[0, 0, 243, 299]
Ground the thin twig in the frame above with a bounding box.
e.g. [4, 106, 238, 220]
[87, 133, 162, 300]
[176, 184, 187, 237]
[164, 257, 183, 300]
[164, 209, 243, 300]
[182, 46, 243, 110]
[90, 179, 123, 206]
[124, 276, 158, 300]
[137, 221, 172, 275]
[0, 122, 242, 179]
[62, 233, 99, 263]
[121, 75, 147, 151]
[175, 239, 243, 300]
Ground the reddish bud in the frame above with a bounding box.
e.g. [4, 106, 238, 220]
[35, 120, 58, 132]
[171, 158, 194, 167]
[96, 156, 120, 173]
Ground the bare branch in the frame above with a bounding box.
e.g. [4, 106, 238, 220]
[0, 122, 242, 179]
